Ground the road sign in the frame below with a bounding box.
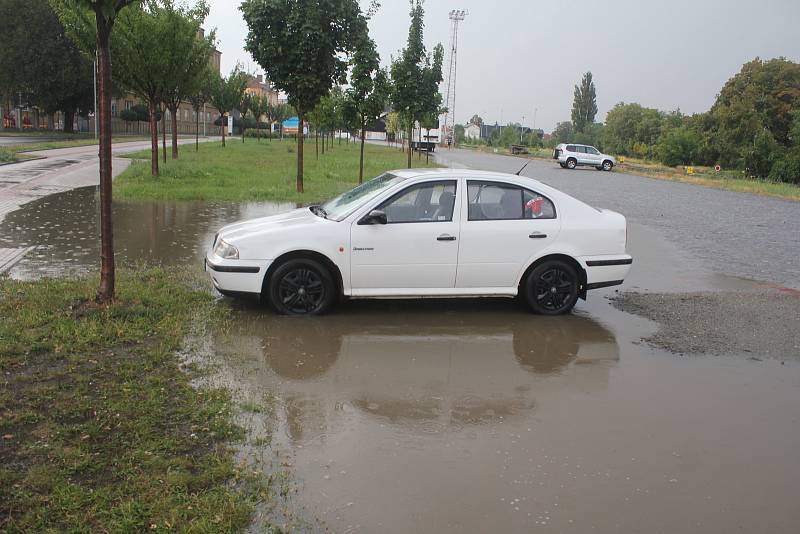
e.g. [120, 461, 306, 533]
[686, 166, 695, 175]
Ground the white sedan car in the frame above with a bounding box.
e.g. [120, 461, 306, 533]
[205, 169, 632, 315]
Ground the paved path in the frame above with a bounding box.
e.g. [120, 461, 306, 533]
[0, 138, 213, 226]
[436, 148, 800, 289]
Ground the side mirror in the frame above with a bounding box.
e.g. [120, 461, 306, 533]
[358, 209, 387, 225]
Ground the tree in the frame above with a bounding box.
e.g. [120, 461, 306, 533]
[385, 111, 400, 145]
[657, 125, 701, 166]
[343, 33, 390, 182]
[241, 0, 368, 193]
[187, 68, 213, 150]
[391, 0, 443, 167]
[552, 121, 574, 144]
[603, 102, 664, 155]
[249, 94, 268, 142]
[238, 92, 253, 142]
[159, 1, 215, 159]
[468, 114, 483, 127]
[267, 102, 292, 140]
[209, 67, 248, 147]
[52, 0, 139, 303]
[571, 71, 597, 133]
[1, 0, 95, 132]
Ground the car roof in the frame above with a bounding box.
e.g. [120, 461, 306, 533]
[389, 167, 547, 188]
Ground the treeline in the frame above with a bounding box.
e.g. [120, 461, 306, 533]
[550, 59, 800, 184]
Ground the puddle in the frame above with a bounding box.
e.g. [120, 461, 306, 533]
[0, 186, 295, 279]
[2, 185, 799, 533]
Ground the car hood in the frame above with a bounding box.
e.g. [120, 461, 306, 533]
[218, 207, 320, 242]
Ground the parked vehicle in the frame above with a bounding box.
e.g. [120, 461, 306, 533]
[206, 169, 632, 316]
[553, 143, 616, 171]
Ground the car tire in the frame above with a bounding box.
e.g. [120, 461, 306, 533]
[267, 258, 336, 315]
[566, 158, 577, 170]
[602, 160, 613, 171]
[595, 165, 603, 171]
[523, 260, 580, 315]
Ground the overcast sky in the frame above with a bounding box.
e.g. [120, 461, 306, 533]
[207, 0, 800, 131]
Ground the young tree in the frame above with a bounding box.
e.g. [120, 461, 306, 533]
[209, 67, 248, 147]
[343, 35, 389, 179]
[391, 0, 443, 167]
[249, 94, 268, 142]
[51, 0, 139, 303]
[241, 0, 368, 193]
[238, 91, 253, 142]
[187, 68, 213, 151]
[160, 0, 215, 159]
[571, 71, 597, 133]
[385, 111, 400, 146]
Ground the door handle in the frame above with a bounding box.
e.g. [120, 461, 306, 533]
[437, 234, 457, 241]
[529, 232, 547, 239]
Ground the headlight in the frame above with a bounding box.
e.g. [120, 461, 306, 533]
[213, 238, 239, 259]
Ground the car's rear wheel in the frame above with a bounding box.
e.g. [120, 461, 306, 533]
[524, 260, 579, 315]
[267, 258, 335, 315]
[566, 158, 577, 169]
[602, 160, 613, 171]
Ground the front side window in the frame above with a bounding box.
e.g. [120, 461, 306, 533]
[468, 181, 556, 221]
[377, 181, 457, 223]
[586, 146, 600, 155]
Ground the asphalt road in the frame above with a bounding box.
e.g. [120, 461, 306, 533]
[436, 148, 800, 289]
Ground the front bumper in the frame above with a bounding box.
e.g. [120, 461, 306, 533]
[205, 254, 270, 295]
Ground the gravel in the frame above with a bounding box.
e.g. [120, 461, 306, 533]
[612, 290, 800, 359]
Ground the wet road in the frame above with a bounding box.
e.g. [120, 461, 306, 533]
[436, 149, 800, 289]
[2, 187, 799, 533]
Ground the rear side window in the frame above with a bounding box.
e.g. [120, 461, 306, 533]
[566, 145, 576, 152]
[467, 181, 556, 221]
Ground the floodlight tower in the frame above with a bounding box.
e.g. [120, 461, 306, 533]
[442, 9, 467, 147]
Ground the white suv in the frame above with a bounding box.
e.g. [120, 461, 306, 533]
[553, 143, 615, 171]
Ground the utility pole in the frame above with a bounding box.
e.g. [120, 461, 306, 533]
[442, 9, 467, 148]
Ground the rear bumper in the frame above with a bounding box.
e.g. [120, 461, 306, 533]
[205, 254, 270, 295]
[578, 255, 633, 288]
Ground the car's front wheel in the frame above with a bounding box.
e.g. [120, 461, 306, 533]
[566, 158, 577, 169]
[524, 260, 580, 315]
[267, 258, 336, 315]
[602, 160, 614, 171]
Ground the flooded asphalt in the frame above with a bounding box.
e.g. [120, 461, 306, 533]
[1, 186, 800, 533]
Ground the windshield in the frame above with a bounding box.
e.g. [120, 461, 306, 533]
[321, 173, 407, 221]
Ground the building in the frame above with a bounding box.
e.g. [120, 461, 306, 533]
[465, 122, 481, 140]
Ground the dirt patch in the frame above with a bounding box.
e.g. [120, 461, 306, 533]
[612, 291, 800, 359]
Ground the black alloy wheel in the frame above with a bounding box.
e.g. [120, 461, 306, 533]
[525, 260, 579, 315]
[268, 259, 335, 315]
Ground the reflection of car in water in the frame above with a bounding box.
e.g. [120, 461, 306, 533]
[212, 303, 619, 440]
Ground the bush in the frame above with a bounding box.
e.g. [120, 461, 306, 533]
[768, 151, 800, 184]
[243, 128, 276, 139]
[657, 126, 701, 166]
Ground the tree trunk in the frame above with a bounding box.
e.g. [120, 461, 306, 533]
[296, 110, 304, 193]
[95, 21, 115, 303]
[195, 109, 199, 152]
[148, 100, 159, 176]
[315, 129, 319, 160]
[221, 113, 226, 147]
[321, 130, 325, 155]
[169, 104, 179, 159]
[359, 123, 366, 184]
[161, 112, 167, 163]
[407, 122, 413, 168]
[63, 109, 75, 133]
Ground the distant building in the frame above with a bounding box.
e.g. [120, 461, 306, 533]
[465, 122, 481, 140]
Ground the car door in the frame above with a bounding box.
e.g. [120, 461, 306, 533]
[575, 145, 592, 165]
[456, 180, 561, 289]
[585, 146, 602, 166]
[350, 180, 460, 293]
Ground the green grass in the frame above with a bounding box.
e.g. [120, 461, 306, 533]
[5, 136, 150, 155]
[115, 138, 438, 202]
[0, 267, 270, 533]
